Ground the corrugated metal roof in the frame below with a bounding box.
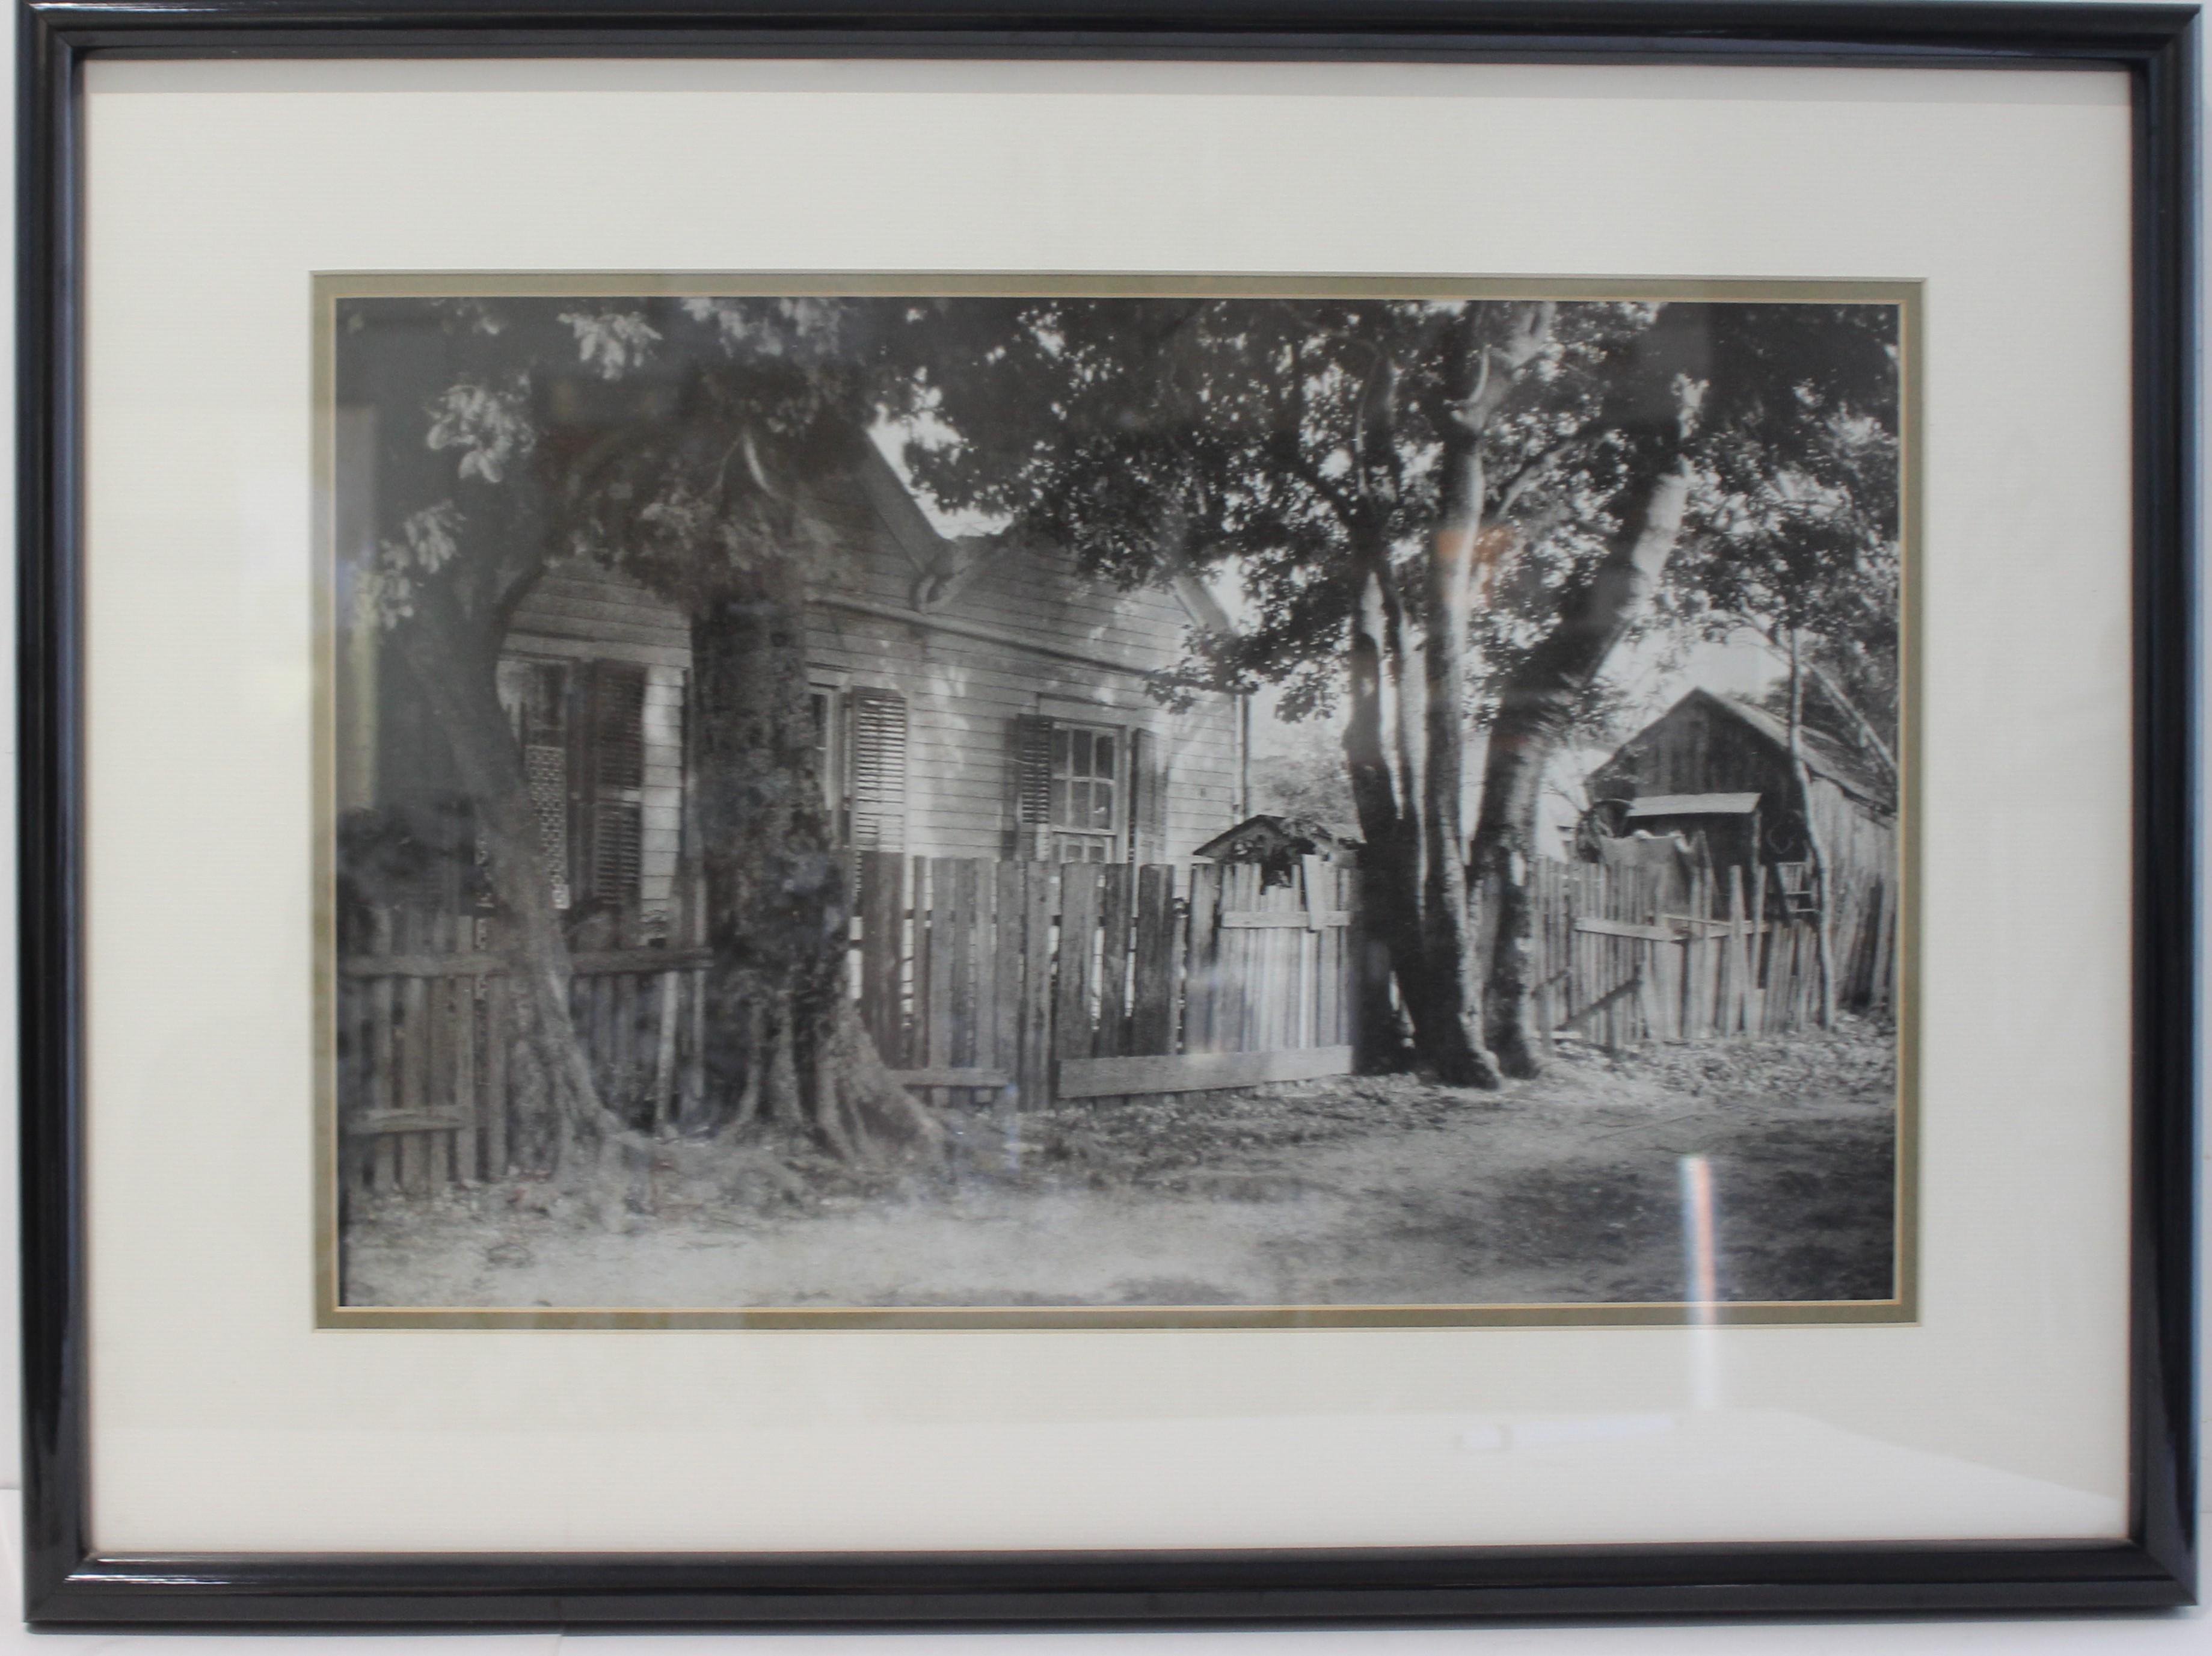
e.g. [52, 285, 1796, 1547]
[1627, 792, 1762, 817]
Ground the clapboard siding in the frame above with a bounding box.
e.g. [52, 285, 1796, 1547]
[494, 506, 1244, 875]
[803, 599, 1240, 863]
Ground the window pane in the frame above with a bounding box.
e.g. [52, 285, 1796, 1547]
[1051, 727, 1069, 770]
[1072, 729, 1093, 777]
[1095, 734, 1114, 776]
[1050, 780, 1068, 825]
[1090, 784, 1113, 830]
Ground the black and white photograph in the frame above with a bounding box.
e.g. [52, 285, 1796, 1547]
[326, 282, 1908, 1321]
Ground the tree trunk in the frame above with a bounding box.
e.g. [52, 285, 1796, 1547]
[1473, 459, 1695, 1076]
[1418, 352, 1503, 1091]
[689, 565, 942, 1160]
[1787, 628, 1839, 1029]
[390, 594, 610, 1172]
[1340, 564, 1419, 1071]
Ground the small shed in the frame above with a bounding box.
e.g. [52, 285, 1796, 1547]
[1588, 687, 1896, 907]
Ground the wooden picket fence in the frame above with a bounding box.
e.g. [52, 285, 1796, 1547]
[337, 850, 1892, 1195]
[855, 852, 1357, 1113]
[336, 855, 1359, 1194]
[1525, 858, 1896, 1051]
[335, 908, 712, 1196]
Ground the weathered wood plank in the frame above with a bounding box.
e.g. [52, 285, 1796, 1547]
[1726, 865, 1751, 1036]
[1055, 863, 1102, 1060]
[859, 852, 905, 1065]
[1095, 863, 1133, 1060]
[1019, 863, 1055, 1109]
[484, 977, 510, 1180]
[1223, 864, 1257, 1051]
[1058, 1045, 1354, 1100]
[1572, 916, 1682, 943]
[454, 967, 479, 1183]
[397, 911, 429, 1195]
[1130, 864, 1176, 1056]
[950, 858, 982, 1067]
[889, 1067, 1011, 1089]
[992, 861, 1025, 1087]
[345, 1110, 470, 1136]
[1562, 973, 1645, 1032]
[926, 857, 959, 1068]
[973, 862, 1001, 1074]
[1218, 909, 1353, 931]
[367, 908, 398, 1193]
[1185, 863, 1223, 1053]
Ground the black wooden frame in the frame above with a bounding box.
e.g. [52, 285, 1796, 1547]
[17, 0, 2200, 1629]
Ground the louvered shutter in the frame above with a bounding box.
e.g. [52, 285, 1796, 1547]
[1130, 727, 1170, 864]
[495, 659, 573, 910]
[1012, 714, 1056, 860]
[848, 689, 908, 852]
[590, 663, 647, 790]
[580, 662, 647, 904]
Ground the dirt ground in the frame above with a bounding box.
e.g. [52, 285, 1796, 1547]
[342, 1023, 1897, 1310]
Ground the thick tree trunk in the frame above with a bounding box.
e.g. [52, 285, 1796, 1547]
[689, 564, 942, 1160]
[1473, 459, 1695, 1076]
[1419, 372, 1503, 1091]
[1341, 565, 1420, 1071]
[390, 596, 610, 1172]
[1787, 629, 1839, 1029]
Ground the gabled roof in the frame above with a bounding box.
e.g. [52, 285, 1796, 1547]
[851, 439, 1235, 638]
[1193, 814, 1359, 861]
[1625, 688, 1896, 814]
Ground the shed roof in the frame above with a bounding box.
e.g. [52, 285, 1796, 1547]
[1627, 792, 1762, 819]
[1193, 814, 1359, 861]
[1615, 688, 1896, 814]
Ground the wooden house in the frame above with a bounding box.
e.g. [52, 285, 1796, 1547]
[339, 441, 1250, 943]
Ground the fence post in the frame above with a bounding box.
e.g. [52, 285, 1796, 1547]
[1055, 863, 1103, 1071]
[1019, 863, 1055, 1110]
[856, 851, 902, 1065]
[1096, 863, 1134, 1060]
[1186, 863, 1223, 1055]
[990, 861, 1024, 1087]
[484, 972, 511, 1180]
[1131, 865, 1176, 1055]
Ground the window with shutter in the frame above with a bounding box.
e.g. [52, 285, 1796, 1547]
[847, 688, 908, 852]
[1015, 713, 1128, 861]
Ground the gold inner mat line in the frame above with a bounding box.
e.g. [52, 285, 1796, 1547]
[313, 273, 1921, 1331]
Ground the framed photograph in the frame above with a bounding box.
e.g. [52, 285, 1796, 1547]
[20, 0, 2197, 1628]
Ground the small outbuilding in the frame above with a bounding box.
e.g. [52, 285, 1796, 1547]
[1588, 688, 1894, 890]
[1586, 688, 1899, 1010]
[1194, 814, 1360, 888]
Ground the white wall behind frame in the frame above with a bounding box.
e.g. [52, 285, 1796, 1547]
[0, 10, 2199, 1656]
[69, 52, 2140, 1559]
